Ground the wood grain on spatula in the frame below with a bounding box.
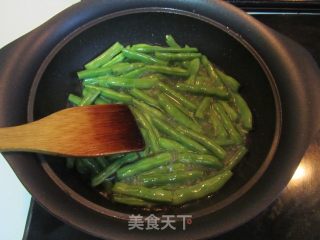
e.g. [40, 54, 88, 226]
[0, 105, 145, 157]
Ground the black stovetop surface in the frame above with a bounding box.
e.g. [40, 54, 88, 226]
[22, 5, 320, 240]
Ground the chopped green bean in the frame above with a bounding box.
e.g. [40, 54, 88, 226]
[85, 42, 124, 69]
[165, 35, 181, 48]
[233, 93, 253, 130]
[164, 94, 192, 116]
[131, 44, 197, 53]
[176, 82, 229, 99]
[120, 67, 147, 78]
[80, 88, 100, 106]
[122, 49, 167, 65]
[158, 94, 202, 132]
[209, 108, 228, 139]
[138, 171, 203, 187]
[113, 182, 172, 203]
[117, 152, 173, 180]
[176, 125, 226, 160]
[92, 76, 160, 89]
[216, 69, 240, 92]
[80, 158, 101, 176]
[101, 53, 125, 68]
[201, 55, 219, 83]
[131, 108, 160, 153]
[220, 101, 238, 122]
[112, 62, 144, 75]
[195, 97, 211, 119]
[84, 85, 132, 103]
[146, 65, 189, 76]
[214, 102, 242, 144]
[122, 65, 189, 78]
[224, 146, 248, 170]
[155, 52, 201, 61]
[132, 99, 165, 119]
[178, 152, 223, 169]
[94, 96, 112, 105]
[159, 137, 187, 152]
[129, 88, 159, 108]
[68, 94, 81, 106]
[91, 153, 139, 187]
[172, 170, 232, 205]
[152, 118, 208, 153]
[186, 58, 200, 84]
[158, 82, 197, 111]
[141, 163, 189, 176]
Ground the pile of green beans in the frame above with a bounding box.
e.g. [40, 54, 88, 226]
[66, 35, 252, 207]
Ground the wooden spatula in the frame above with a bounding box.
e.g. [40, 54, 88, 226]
[0, 104, 145, 157]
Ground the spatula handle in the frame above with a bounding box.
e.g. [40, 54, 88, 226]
[0, 122, 47, 153]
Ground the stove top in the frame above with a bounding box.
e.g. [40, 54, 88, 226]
[22, 5, 320, 240]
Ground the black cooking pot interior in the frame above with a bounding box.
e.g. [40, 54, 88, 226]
[30, 11, 278, 218]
